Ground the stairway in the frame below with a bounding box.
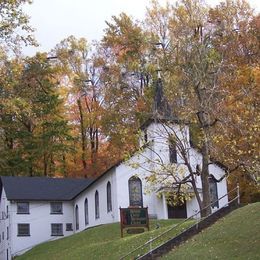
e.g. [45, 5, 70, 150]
[139, 201, 239, 260]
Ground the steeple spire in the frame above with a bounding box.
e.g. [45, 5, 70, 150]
[153, 72, 171, 118]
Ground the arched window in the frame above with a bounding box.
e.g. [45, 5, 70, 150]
[209, 176, 219, 208]
[144, 129, 148, 143]
[84, 198, 88, 225]
[95, 190, 99, 219]
[169, 135, 177, 163]
[107, 181, 112, 212]
[75, 205, 79, 230]
[128, 176, 143, 207]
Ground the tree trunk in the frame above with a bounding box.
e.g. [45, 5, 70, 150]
[77, 99, 87, 171]
[89, 126, 99, 165]
[43, 153, 48, 176]
[183, 153, 204, 213]
[200, 141, 211, 217]
[62, 154, 67, 177]
[29, 164, 33, 177]
[50, 154, 55, 177]
[95, 128, 99, 153]
[190, 176, 203, 214]
[195, 86, 212, 217]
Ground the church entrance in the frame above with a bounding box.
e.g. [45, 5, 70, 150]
[167, 201, 187, 219]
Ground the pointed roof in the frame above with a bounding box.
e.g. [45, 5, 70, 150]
[153, 76, 172, 118]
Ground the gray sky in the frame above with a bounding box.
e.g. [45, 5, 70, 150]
[23, 0, 260, 56]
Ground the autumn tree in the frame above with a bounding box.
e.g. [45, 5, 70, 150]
[208, 1, 260, 202]
[0, 0, 36, 50]
[0, 53, 72, 176]
[52, 36, 121, 177]
[1, 0, 258, 206]
[139, 0, 259, 214]
[97, 13, 153, 158]
[142, 0, 218, 216]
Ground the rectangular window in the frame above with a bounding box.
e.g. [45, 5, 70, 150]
[51, 224, 63, 236]
[66, 223, 73, 231]
[17, 224, 30, 236]
[7, 227, 9, 240]
[50, 202, 63, 214]
[17, 202, 29, 214]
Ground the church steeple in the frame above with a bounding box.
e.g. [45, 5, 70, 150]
[153, 71, 171, 118]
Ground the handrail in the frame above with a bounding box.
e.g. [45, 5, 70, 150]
[120, 185, 239, 260]
[136, 195, 240, 260]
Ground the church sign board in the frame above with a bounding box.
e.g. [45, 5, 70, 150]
[120, 207, 149, 238]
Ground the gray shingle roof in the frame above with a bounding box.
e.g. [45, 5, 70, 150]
[0, 176, 94, 201]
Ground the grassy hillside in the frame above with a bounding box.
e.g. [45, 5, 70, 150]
[162, 202, 260, 259]
[16, 219, 193, 260]
[16, 203, 260, 260]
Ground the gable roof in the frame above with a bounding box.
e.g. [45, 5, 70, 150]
[0, 176, 94, 201]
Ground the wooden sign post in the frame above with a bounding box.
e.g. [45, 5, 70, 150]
[120, 207, 149, 238]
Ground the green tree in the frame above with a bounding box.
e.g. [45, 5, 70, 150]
[0, 53, 72, 176]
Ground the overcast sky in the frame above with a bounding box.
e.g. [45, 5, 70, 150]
[23, 0, 260, 56]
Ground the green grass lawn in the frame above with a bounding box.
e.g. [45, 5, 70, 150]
[16, 203, 260, 260]
[16, 219, 193, 260]
[162, 202, 260, 260]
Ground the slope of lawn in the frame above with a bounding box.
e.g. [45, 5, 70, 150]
[162, 202, 260, 260]
[16, 219, 194, 260]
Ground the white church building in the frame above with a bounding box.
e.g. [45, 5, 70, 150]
[0, 119, 228, 259]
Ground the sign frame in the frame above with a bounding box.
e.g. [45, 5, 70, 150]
[119, 207, 149, 238]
